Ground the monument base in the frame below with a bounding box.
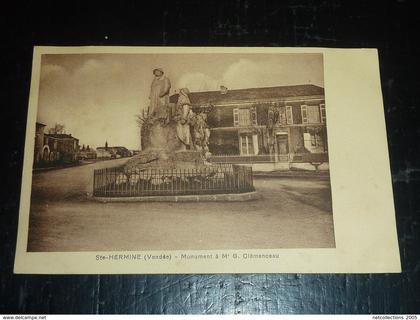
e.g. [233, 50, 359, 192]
[124, 149, 210, 172]
[91, 191, 260, 203]
[92, 108, 254, 200]
[130, 114, 212, 172]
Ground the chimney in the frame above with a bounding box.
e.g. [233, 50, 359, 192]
[220, 85, 228, 94]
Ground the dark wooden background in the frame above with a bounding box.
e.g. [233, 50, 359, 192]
[1, 0, 419, 314]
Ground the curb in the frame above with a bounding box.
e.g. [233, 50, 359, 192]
[89, 191, 260, 203]
[253, 171, 330, 179]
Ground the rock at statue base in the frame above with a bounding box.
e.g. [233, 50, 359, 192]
[125, 119, 211, 172]
[141, 120, 184, 152]
[124, 148, 209, 171]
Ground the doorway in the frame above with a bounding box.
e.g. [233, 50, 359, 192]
[276, 133, 289, 161]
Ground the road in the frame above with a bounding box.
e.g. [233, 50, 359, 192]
[27, 158, 335, 252]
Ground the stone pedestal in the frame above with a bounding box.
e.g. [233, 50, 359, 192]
[140, 120, 184, 152]
[124, 148, 209, 172]
[126, 119, 210, 172]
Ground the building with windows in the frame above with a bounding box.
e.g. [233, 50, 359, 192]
[78, 145, 97, 160]
[96, 144, 132, 159]
[33, 122, 80, 166]
[43, 133, 80, 162]
[170, 84, 328, 170]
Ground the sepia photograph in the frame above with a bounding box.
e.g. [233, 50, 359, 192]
[4, 1, 417, 315]
[14, 47, 400, 274]
[28, 51, 334, 252]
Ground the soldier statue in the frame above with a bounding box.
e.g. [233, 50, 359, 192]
[148, 68, 171, 120]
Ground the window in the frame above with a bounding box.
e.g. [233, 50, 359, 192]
[233, 107, 257, 126]
[233, 108, 239, 126]
[307, 105, 321, 123]
[240, 134, 255, 155]
[285, 106, 293, 124]
[250, 107, 257, 126]
[278, 107, 286, 125]
[304, 129, 324, 148]
[238, 109, 251, 126]
[301, 105, 308, 124]
[302, 105, 321, 124]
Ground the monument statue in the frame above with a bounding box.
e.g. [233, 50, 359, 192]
[175, 88, 193, 149]
[191, 112, 211, 156]
[126, 69, 214, 172]
[93, 68, 255, 199]
[148, 68, 171, 120]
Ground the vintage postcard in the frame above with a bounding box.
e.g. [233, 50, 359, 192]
[14, 46, 400, 274]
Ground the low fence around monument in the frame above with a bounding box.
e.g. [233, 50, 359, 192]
[93, 164, 254, 197]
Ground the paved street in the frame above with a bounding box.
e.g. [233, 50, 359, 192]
[27, 158, 335, 252]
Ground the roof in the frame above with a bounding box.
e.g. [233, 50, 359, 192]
[169, 84, 324, 106]
[97, 146, 129, 150]
[45, 133, 78, 140]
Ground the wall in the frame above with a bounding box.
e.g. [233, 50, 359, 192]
[209, 130, 239, 155]
[208, 105, 235, 128]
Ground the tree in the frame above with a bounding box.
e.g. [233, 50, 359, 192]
[49, 123, 65, 134]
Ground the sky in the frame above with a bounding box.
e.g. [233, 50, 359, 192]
[37, 53, 324, 150]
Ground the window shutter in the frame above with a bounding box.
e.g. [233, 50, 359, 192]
[286, 106, 293, 124]
[251, 107, 257, 126]
[233, 108, 239, 126]
[301, 105, 308, 124]
[320, 104, 326, 123]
